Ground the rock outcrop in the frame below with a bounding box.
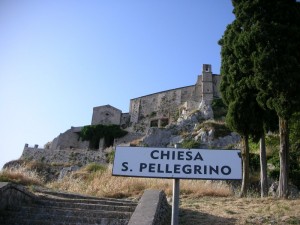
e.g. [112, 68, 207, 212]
[198, 100, 214, 120]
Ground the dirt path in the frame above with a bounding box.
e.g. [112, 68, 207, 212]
[179, 196, 300, 225]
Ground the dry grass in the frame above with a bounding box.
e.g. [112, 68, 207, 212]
[179, 196, 300, 225]
[47, 164, 232, 199]
[0, 166, 43, 186]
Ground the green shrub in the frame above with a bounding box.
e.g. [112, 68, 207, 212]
[80, 124, 127, 149]
[289, 151, 300, 188]
[198, 121, 232, 139]
[265, 135, 280, 155]
[249, 138, 260, 153]
[249, 153, 260, 172]
[211, 98, 227, 120]
[266, 142, 300, 188]
[84, 163, 107, 173]
[181, 139, 200, 149]
[106, 151, 115, 164]
[289, 113, 300, 188]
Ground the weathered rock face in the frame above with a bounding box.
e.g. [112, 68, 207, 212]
[143, 128, 172, 147]
[169, 135, 183, 147]
[58, 165, 80, 180]
[141, 105, 241, 149]
[195, 128, 211, 143]
[176, 113, 199, 132]
[195, 131, 241, 149]
[198, 100, 214, 120]
[114, 132, 145, 146]
[49, 127, 89, 150]
[211, 133, 241, 148]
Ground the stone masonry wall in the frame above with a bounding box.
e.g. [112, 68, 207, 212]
[128, 190, 170, 225]
[0, 182, 37, 211]
[213, 75, 221, 97]
[129, 65, 221, 126]
[50, 127, 89, 150]
[91, 105, 122, 126]
[129, 85, 197, 125]
[21, 146, 105, 166]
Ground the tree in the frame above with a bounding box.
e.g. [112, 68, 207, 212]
[226, 97, 264, 197]
[219, 21, 264, 197]
[222, 0, 300, 198]
[248, 0, 300, 198]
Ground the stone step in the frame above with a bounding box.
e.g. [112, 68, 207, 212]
[7, 205, 133, 219]
[1, 211, 130, 225]
[1, 217, 129, 225]
[38, 199, 136, 212]
[35, 189, 135, 204]
[38, 195, 137, 207]
[0, 185, 138, 225]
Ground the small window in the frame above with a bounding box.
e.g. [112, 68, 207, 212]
[150, 120, 158, 127]
[205, 65, 209, 72]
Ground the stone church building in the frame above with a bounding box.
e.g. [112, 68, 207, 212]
[92, 64, 221, 128]
[43, 64, 221, 150]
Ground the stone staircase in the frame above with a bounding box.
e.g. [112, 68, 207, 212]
[0, 187, 137, 225]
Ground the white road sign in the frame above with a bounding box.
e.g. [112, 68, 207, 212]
[112, 146, 242, 180]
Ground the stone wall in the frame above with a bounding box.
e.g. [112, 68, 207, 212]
[50, 127, 89, 150]
[21, 146, 105, 166]
[128, 190, 170, 225]
[91, 105, 122, 125]
[114, 132, 144, 146]
[129, 64, 221, 126]
[129, 85, 196, 125]
[120, 112, 130, 128]
[213, 75, 221, 98]
[0, 182, 37, 211]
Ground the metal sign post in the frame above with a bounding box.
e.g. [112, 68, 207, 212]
[171, 178, 180, 225]
[171, 144, 180, 225]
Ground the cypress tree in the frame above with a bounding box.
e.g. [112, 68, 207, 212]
[248, 0, 300, 198]
[220, 0, 300, 198]
[219, 20, 264, 197]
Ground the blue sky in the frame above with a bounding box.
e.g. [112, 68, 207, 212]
[0, 1, 234, 168]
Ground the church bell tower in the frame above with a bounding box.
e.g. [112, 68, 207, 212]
[202, 64, 213, 103]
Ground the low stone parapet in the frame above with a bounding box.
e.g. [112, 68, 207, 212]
[128, 189, 170, 225]
[0, 182, 37, 210]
